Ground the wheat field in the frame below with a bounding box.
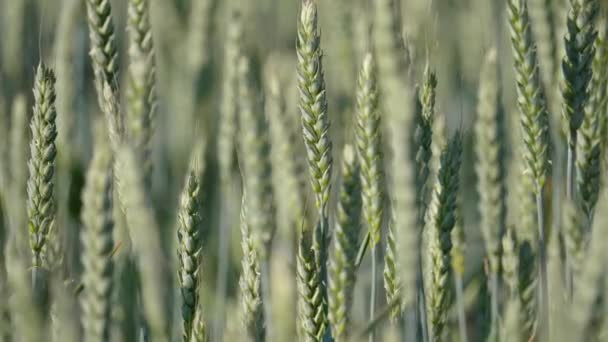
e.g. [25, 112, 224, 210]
[0, 0, 607, 341]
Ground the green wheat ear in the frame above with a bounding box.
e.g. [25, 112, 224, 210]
[85, 0, 123, 148]
[425, 133, 462, 342]
[27, 64, 58, 271]
[126, 0, 157, 188]
[218, 9, 243, 185]
[238, 193, 265, 342]
[80, 119, 114, 342]
[355, 52, 384, 248]
[328, 144, 362, 341]
[577, 17, 607, 218]
[177, 142, 205, 341]
[297, 0, 333, 216]
[296, 226, 327, 342]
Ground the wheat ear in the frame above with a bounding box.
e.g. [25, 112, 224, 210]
[328, 145, 362, 341]
[425, 134, 462, 342]
[85, 0, 123, 148]
[80, 120, 115, 342]
[474, 48, 506, 328]
[177, 143, 205, 341]
[126, 0, 157, 187]
[27, 65, 57, 303]
[238, 193, 265, 342]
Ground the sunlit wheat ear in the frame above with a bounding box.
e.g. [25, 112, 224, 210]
[177, 143, 205, 341]
[126, 0, 157, 188]
[425, 134, 462, 342]
[507, 0, 550, 194]
[238, 193, 265, 342]
[85, 0, 123, 148]
[355, 53, 384, 249]
[297, 0, 333, 216]
[508, 0, 551, 334]
[328, 145, 361, 341]
[80, 119, 114, 342]
[27, 64, 57, 274]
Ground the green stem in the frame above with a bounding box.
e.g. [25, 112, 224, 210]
[490, 271, 499, 336]
[536, 188, 548, 342]
[369, 245, 378, 342]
